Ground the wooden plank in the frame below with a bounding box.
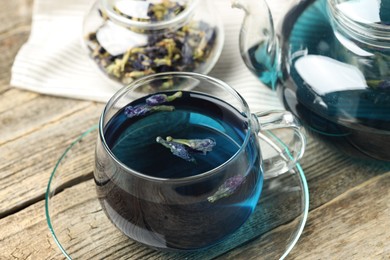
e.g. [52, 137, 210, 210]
[0, 26, 31, 92]
[0, 0, 33, 34]
[289, 171, 390, 259]
[0, 101, 103, 216]
[0, 176, 304, 260]
[1, 169, 389, 259]
[0, 94, 91, 145]
[0, 198, 65, 259]
[297, 132, 390, 209]
[0, 88, 38, 114]
[0, 0, 33, 92]
[215, 170, 390, 259]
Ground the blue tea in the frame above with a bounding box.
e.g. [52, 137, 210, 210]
[246, 0, 390, 160]
[95, 91, 263, 250]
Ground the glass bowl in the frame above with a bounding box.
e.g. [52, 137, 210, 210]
[82, 0, 224, 88]
[45, 125, 309, 259]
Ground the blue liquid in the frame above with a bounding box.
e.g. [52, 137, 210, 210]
[96, 91, 263, 250]
[284, 0, 390, 160]
[105, 92, 246, 178]
[247, 0, 390, 160]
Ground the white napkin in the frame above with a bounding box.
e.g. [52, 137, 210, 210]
[11, 0, 286, 112]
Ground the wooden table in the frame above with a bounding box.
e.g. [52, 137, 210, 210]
[1, 0, 390, 259]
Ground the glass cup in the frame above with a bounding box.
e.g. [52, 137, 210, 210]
[94, 72, 306, 251]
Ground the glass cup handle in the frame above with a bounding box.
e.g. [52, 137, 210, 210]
[253, 110, 306, 179]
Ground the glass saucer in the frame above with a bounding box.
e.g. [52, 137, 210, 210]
[45, 125, 309, 260]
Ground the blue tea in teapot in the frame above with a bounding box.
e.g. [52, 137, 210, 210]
[235, 0, 390, 161]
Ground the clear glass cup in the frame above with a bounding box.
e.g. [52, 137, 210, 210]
[82, 0, 224, 88]
[94, 72, 306, 251]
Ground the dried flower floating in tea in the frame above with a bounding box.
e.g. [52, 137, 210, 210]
[124, 91, 182, 118]
[156, 136, 197, 163]
[208, 175, 246, 203]
[124, 104, 174, 118]
[85, 0, 218, 86]
[165, 136, 216, 154]
[156, 136, 216, 163]
[146, 91, 182, 105]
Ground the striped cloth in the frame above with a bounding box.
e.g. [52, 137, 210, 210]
[11, 0, 288, 112]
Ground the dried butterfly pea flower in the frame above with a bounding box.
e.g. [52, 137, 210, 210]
[125, 69, 155, 80]
[156, 136, 216, 163]
[378, 79, 390, 90]
[124, 104, 174, 118]
[156, 136, 196, 163]
[165, 136, 216, 154]
[146, 91, 182, 105]
[124, 91, 181, 118]
[148, 0, 185, 22]
[208, 175, 246, 203]
[367, 79, 390, 90]
[85, 16, 217, 86]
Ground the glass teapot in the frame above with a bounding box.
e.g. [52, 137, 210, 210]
[234, 0, 390, 161]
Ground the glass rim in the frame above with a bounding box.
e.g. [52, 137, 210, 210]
[100, 0, 200, 31]
[98, 71, 255, 183]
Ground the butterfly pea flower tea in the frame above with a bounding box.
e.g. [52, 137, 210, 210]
[234, 0, 390, 160]
[83, 0, 224, 87]
[94, 72, 306, 251]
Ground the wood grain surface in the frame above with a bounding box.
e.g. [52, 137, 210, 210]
[1, 0, 390, 259]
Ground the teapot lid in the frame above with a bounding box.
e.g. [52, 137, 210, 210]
[330, 0, 389, 25]
[100, 0, 198, 30]
[328, 0, 390, 48]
